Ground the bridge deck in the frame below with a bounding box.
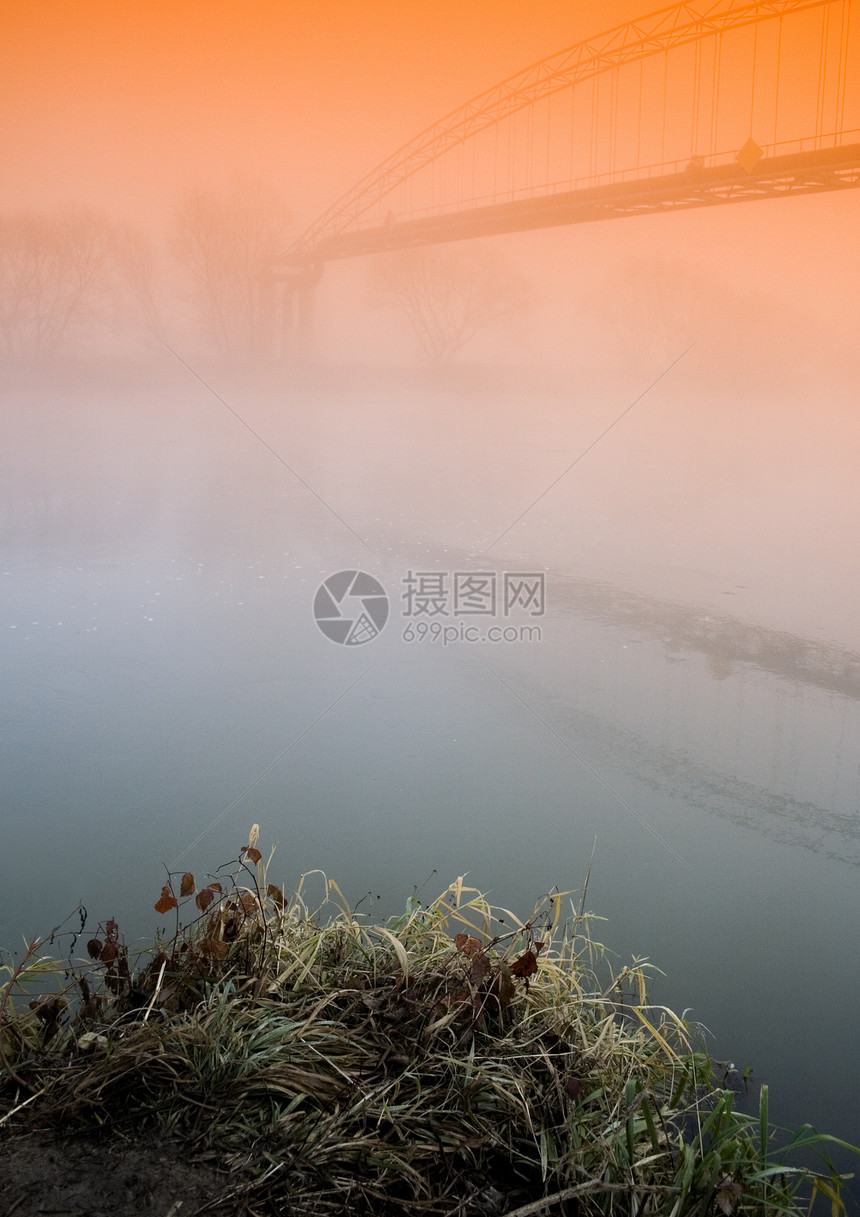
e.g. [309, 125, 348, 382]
[280, 142, 860, 268]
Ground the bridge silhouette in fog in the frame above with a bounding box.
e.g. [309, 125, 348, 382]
[263, 0, 860, 341]
[548, 571, 860, 869]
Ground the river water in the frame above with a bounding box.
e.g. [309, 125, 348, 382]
[2, 356, 859, 1183]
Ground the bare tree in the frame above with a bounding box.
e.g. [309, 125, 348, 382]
[369, 243, 533, 363]
[589, 255, 716, 368]
[0, 209, 117, 360]
[171, 178, 291, 361]
[112, 223, 164, 341]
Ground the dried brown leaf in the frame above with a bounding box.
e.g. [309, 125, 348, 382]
[195, 886, 216, 912]
[180, 872, 195, 897]
[199, 937, 229, 960]
[469, 954, 492, 985]
[154, 886, 178, 914]
[266, 883, 286, 909]
[715, 1174, 748, 1215]
[491, 963, 515, 1009]
[511, 948, 538, 978]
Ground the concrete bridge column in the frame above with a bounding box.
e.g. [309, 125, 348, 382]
[259, 261, 324, 361]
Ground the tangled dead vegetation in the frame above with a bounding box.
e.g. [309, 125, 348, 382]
[1, 831, 856, 1216]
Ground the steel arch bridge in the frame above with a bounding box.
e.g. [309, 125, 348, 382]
[266, 0, 859, 335]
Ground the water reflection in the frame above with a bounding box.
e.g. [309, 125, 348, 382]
[538, 577, 860, 865]
[2, 365, 859, 1187]
[550, 573, 860, 701]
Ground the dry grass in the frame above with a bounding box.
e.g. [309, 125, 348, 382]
[1, 835, 856, 1216]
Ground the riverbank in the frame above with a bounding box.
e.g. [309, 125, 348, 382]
[1, 837, 856, 1216]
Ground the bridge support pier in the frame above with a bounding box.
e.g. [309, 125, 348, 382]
[259, 262, 323, 361]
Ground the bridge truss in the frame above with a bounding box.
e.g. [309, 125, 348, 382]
[267, 0, 859, 338]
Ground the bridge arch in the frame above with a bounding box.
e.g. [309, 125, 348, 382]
[288, 0, 857, 264]
[267, 0, 858, 350]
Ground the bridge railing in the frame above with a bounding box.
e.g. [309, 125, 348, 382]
[325, 125, 860, 235]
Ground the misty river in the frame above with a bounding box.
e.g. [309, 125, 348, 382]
[3, 355, 859, 1181]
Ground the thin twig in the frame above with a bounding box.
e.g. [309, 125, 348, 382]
[143, 959, 168, 1022]
[0, 1086, 47, 1127]
[505, 1180, 670, 1217]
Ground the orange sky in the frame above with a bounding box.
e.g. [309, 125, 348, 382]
[2, 0, 858, 341]
[1, 1, 660, 226]
[1, 2, 858, 640]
